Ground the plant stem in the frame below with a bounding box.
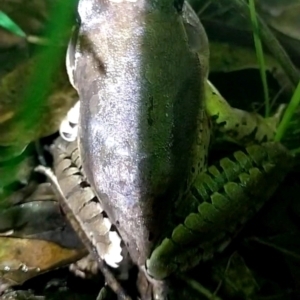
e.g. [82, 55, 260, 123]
[248, 0, 269, 117]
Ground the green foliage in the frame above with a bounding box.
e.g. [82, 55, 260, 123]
[0, 1, 77, 205]
[247, 0, 300, 143]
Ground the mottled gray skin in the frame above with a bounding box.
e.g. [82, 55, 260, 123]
[72, 0, 209, 266]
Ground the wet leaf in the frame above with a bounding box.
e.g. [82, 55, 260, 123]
[257, 0, 300, 41]
[0, 237, 85, 291]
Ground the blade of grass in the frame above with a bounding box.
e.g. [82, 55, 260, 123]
[19, 1, 76, 135]
[275, 81, 300, 141]
[248, 0, 269, 117]
[0, 10, 26, 37]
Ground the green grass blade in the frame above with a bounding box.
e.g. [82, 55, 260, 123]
[275, 81, 300, 141]
[248, 0, 270, 117]
[0, 10, 26, 37]
[19, 1, 76, 136]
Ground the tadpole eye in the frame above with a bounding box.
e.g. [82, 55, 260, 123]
[174, 0, 184, 12]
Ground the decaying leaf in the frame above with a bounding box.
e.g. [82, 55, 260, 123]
[0, 182, 87, 293]
[0, 237, 85, 292]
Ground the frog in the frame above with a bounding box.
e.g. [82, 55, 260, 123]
[62, 0, 293, 298]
